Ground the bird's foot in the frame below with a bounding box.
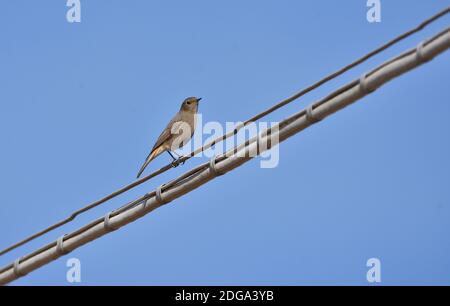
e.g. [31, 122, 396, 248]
[171, 159, 180, 168]
[171, 158, 185, 168]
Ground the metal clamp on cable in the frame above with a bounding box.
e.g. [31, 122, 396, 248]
[416, 41, 431, 63]
[104, 212, 119, 232]
[13, 258, 27, 277]
[56, 235, 70, 256]
[305, 105, 322, 124]
[209, 157, 225, 176]
[359, 73, 376, 94]
[155, 184, 170, 205]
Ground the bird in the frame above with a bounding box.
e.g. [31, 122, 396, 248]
[136, 97, 202, 178]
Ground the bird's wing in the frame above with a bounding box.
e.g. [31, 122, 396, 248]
[136, 127, 171, 178]
[137, 113, 186, 178]
[150, 125, 172, 153]
[142, 113, 184, 163]
[150, 114, 183, 152]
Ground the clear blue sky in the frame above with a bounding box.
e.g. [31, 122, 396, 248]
[1, 1, 449, 285]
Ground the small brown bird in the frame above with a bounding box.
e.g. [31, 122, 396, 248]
[136, 97, 202, 178]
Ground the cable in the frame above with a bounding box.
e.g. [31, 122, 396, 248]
[1, 26, 449, 285]
[1, 6, 448, 257]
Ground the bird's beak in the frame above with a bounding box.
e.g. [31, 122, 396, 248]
[197, 98, 202, 103]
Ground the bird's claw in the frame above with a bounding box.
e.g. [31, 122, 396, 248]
[171, 158, 183, 168]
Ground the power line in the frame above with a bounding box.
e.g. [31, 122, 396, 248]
[1, 6, 449, 258]
[1, 26, 449, 285]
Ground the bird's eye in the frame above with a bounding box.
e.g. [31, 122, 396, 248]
[186, 101, 191, 105]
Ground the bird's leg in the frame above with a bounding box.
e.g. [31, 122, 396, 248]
[171, 150, 181, 158]
[167, 151, 176, 161]
[167, 151, 185, 167]
[167, 151, 181, 168]
[172, 151, 186, 165]
[167, 151, 178, 168]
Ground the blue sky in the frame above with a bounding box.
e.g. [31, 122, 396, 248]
[1, 1, 449, 285]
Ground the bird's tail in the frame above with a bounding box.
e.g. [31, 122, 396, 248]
[136, 146, 165, 178]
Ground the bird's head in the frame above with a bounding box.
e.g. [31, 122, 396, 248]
[180, 97, 202, 112]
